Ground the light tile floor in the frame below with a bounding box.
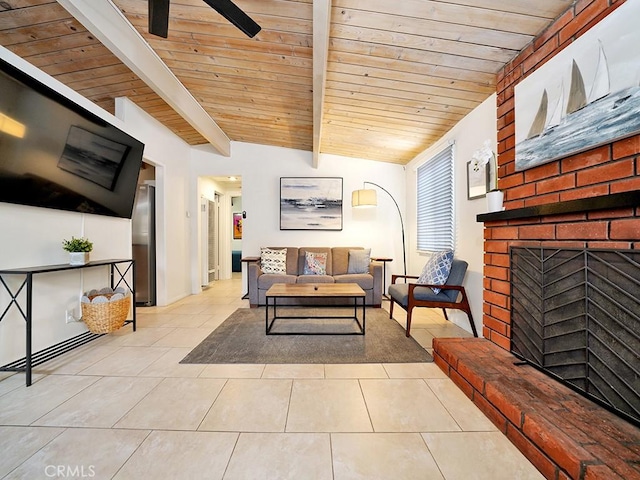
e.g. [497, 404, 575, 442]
[0, 276, 544, 480]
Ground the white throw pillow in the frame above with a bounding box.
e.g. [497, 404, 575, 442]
[347, 249, 371, 274]
[417, 250, 454, 294]
[260, 248, 287, 274]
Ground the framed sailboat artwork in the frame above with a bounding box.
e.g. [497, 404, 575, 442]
[514, 0, 640, 171]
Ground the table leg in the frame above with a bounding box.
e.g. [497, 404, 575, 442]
[26, 273, 33, 386]
[242, 267, 250, 300]
[382, 262, 389, 300]
[131, 260, 137, 332]
[266, 296, 277, 334]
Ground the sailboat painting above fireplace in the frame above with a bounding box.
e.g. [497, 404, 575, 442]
[514, 0, 640, 172]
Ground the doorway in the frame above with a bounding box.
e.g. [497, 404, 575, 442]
[196, 176, 242, 291]
[231, 195, 243, 275]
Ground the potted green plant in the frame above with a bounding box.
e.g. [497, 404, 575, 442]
[62, 236, 93, 265]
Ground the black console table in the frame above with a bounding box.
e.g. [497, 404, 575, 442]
[0, 259, 136, 386]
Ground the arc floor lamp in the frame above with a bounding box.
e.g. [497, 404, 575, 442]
[352, 182, 407, 275]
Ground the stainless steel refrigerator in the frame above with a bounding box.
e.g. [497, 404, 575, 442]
[132, 184, 156, 306]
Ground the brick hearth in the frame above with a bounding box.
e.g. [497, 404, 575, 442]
[433, 338, 640, 480]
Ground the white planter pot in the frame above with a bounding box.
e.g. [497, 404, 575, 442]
[69, 252, 90, 266]
[486, 190, 504, 213]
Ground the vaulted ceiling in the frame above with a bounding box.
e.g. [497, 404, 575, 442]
[0, 0, 573, 165]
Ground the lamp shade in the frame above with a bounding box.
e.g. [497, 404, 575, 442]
[351, 189, 377, 207]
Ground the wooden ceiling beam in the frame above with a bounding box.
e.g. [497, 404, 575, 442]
[57, 0, 231, 156]
[313, 0, 331, 168]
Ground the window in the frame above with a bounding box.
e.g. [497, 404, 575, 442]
[416, 144, 454, 252]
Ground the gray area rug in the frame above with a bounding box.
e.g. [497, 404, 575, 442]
[181, 307, 433, 364]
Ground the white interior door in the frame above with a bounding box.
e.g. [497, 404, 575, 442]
[200, 197, 209, 286]
[210, 195, 220, 282]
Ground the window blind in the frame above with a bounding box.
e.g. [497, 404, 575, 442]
[416, 144, 454, 252]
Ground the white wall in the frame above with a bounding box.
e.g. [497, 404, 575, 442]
[0, 48, 136, 365]
[190, 143, 407, 294]
[115, 98, 192, 305]
[405, 94, 497, 336]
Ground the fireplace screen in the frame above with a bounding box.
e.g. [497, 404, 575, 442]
[511, 247, 640, 425]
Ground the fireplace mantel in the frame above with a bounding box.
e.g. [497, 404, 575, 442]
[476, 190, 640, 223]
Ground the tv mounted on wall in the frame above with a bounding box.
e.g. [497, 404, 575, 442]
[0, 57, 145, 219]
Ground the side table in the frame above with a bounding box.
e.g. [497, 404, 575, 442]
[371, 257, 393, 299]
[0, 259, 136, 386]
[240, 256, 260, 299]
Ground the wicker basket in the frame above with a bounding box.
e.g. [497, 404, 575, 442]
[81, 293, 131, 334]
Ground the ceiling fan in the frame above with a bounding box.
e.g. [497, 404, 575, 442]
[148, 0, 261, 39]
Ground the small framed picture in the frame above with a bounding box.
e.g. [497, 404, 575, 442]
[233, 212, 242, 239]
[467, 159, 489, 200]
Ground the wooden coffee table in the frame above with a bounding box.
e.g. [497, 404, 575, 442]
[265, 283, 366, 335]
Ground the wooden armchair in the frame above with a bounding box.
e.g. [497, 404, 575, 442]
[388, 259, 477, 337]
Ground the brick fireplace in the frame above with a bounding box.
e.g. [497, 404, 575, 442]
[483, 0, 640, 355]
[434, 1, 640, 479]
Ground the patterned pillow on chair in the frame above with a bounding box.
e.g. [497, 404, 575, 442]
[260, 248, 287, 274]
[417, 250, 454, 294]
[303, 251, 327, 275]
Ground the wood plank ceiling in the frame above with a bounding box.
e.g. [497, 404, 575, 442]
[0, 0, 573, 164]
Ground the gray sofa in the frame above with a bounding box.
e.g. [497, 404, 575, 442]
[248, 247, 383, 307]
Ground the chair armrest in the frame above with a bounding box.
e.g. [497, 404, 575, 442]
[391, 274, 419, 284]
[249, 261, 263, 276]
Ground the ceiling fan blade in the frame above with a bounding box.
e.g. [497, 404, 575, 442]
[149, 0, 170, 38]
[202, 0, 261, 38]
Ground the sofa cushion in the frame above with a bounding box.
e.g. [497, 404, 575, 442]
[389, 283, 448, 307]
[303, 251, 328, 275]
[260, 248, 287, 274]
[283, 248, 300, 275]
[257, 274, 298, 290]
[296, 275, 334, 284]
[332, 247, 362, 275]
[347, 248, 371, 274]
[334, 274, 373, 290]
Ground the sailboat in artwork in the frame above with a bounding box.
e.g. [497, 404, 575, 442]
[566, 60, 587, 115]
[566, 41, 610, 114]
[546, 83, 565, 130]
[527, 89, 548, 139]
[588, 41, 610, 102]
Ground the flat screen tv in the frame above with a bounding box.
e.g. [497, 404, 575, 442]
[0, 58, 145, 218]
